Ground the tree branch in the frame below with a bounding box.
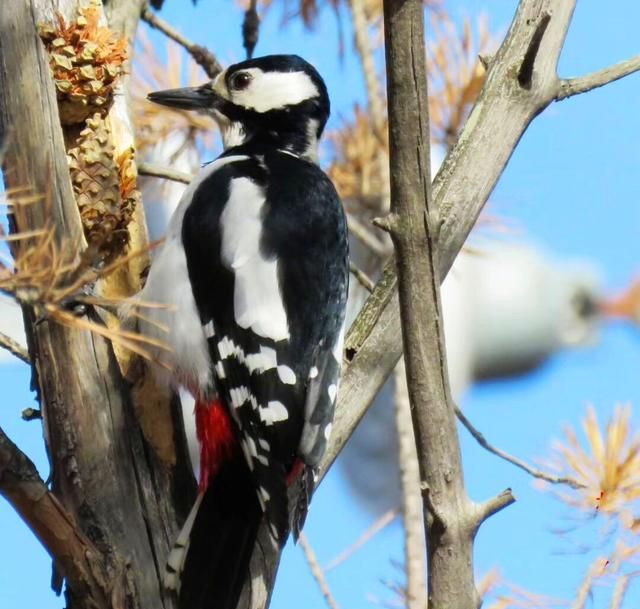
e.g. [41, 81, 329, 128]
[138, 161, 192, 184]
[0, 3, 194, 608]
[320, 0, 632, 494]
[298, 533, 340, 609]
[140, 3, 222, 78]
[346, 212, 391, 257]
[394, 361, 427, 609]
[0, 330, 29, 364]
[609, 574, 631, 609]
[0, 425, 116, 608]
[454, 405, 584, 489]
[557, 55, 640, 100]
[381, 0, 490, 605]
[324, 508, 398, 572]
[349, 261, 375, 293]
[475, 489, 516, 524]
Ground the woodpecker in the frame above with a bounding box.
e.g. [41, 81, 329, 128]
[140, 55, 348, 609]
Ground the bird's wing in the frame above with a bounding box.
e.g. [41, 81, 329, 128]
[182, 152, 348, 541]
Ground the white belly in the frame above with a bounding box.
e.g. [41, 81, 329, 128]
[137, 154, 249, 393]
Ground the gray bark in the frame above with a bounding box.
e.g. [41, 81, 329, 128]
[0, 2, 193, 608]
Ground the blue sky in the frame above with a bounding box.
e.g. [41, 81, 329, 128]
[2, 1, 640, 608]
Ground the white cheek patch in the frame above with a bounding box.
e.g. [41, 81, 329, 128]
[219, 178, 290, 341]
[232, 69, 319, 113]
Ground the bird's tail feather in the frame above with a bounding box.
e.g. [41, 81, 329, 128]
[165, 453, 263, 609]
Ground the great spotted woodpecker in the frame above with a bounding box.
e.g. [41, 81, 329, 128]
[140, 55, 348, 609]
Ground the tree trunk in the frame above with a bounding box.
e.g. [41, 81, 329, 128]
[0, 1, 194, 607]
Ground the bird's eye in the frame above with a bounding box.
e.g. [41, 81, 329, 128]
[230, 72, 252, 91]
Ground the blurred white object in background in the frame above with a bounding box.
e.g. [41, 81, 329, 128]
[340, 240, 602, 514]
[0, 299, 26, 363]
[449, 241, 600, 384]
[141, 131, 199, 243]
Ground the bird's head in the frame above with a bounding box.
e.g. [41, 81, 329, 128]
[148, 54, 330, 162]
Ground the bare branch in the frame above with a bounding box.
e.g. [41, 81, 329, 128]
[0, 330, 29, 364]
[347, 0, 385, 130]
[347, 213, 391, 257]
[609, 574, 631, 609]
[140, 3, 222, 78]
[138, 161, 193, 184]
[242, 0, 260, 59]
[475, 488, 516, 524]
[0, 425, 115, 607]
[558, 55, 640, 100]
[324, 508, 398, 572]
[454, 404, 584, 489]
[517, 12, 551, 89]
[298, 532, 340, 609]
[321, 0, 614, 491]
[394, 360, 427, 609]
[382, 0, 495, 604]
[571, 559, 603, 609]
[349, 261, 375, 293]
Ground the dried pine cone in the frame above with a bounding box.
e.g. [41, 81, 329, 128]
[116, 147, 142, 227]
[39, 1, 127, 125]
[68, 113, 133, 260]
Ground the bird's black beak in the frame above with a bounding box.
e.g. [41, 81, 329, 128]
[147, 84, 221, 110]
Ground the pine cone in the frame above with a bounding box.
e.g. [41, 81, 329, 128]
[39, 1, 127, 125]
[68, 113, 132, 260]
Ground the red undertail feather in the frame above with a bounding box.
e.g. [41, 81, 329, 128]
[195, 397, 236, 492]
[286, 457, 304, 486]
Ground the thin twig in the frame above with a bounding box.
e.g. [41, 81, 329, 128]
[325, 508, 398, 571]
[346, 0, 390, 212]
[394, 360, 427, 609]
[138, 162, 192, 184]
[558, 55, 640, 100]
[609, 574, 630, 609]
[141, 3, 222, 78]
[242, 0, 260, 59]
[571, 558, 602, 609]
[454, 405, 584, 489]
[349, 261, 375, 293]
[348, 0, 385, 131]
[298, 532, 340, 609]
[0, 331, 29, 364]
[347, 213, 390, 257]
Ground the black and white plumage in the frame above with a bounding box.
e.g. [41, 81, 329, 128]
[140, 55, 348, 609]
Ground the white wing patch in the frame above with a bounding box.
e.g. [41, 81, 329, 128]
[324, 423, 333, 441]
[328, 384, 337, 402]
[216, 338, 295, 383]
[259, 401, 289, 425]
[219, 178, 289, 341]
[277, 365, 297, 385]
